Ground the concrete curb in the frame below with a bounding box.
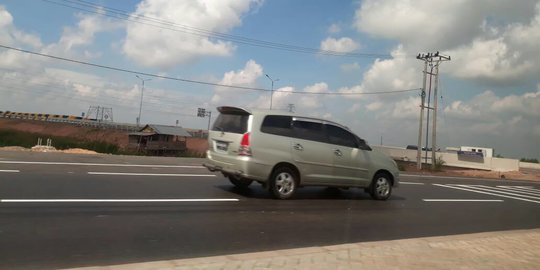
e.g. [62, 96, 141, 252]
[65, 229, 540, 270]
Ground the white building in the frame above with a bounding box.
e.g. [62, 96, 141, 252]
[457, 146, 494, 158]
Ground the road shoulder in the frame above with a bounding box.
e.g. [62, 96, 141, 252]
[66, 228, 540, 270]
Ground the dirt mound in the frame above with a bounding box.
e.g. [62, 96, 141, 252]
[0, 146, 30, 151]
[61, 148, 98, 154]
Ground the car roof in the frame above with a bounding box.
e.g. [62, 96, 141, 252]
[217, 106, 350, 131]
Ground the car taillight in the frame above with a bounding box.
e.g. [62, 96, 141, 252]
[238, 132, 252, 156]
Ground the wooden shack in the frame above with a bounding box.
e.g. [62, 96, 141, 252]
[128, 124, 191, 155]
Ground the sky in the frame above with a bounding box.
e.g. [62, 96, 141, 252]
[0, 0, 539, 159]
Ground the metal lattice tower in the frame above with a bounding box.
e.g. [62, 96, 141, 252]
[86, 106, 113, 122]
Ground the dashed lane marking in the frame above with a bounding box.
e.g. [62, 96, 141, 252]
[401, 181, 425, 185]
[0, 161, 204, 168]
[423, 199, 503, 202]
[88, 172, 216, 177]
[0, 170, 20, 173]
[0, 198, 239, 203]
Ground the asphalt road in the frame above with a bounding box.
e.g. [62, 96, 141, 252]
[1, 151, 539, 270]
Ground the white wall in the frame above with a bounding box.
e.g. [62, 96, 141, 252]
[520, 162, 540, 170]
[372, 145, 519, 172]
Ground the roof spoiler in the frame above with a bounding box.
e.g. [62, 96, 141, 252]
[217, 106, 251, 115]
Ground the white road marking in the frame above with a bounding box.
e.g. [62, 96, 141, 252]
[401, 174, 483, 181]
[401, 181, 425, 185]
[88, 172, 216, 177]
[423, 199, 503, 202]
[0, 170, 20, 173]
[455, 185, 540, 200]
[433, 184, 540, 204]
[482, 186, 540, 196]
[0, 161, 204, 168]
[0, 198, 239, 203]
[496, 185, 533, 188]
[496, 186, 540, 193]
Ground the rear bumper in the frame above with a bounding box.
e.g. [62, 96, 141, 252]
[203, 151, 271, 182]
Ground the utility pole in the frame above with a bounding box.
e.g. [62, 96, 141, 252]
[416, 60, 427, 170]
[265, 74, 279, 110]
[416, 52, 450, 170]
[136, 75, 151, 127]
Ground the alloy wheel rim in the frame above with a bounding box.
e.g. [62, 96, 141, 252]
[275, 172, 294, 195]
[375, 177, 390, 197]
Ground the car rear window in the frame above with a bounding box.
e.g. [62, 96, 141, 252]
[212, 113, 249, 134]
[261, 115, 293, 137]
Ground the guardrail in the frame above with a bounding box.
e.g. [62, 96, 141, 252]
[0, 111, 139, 132]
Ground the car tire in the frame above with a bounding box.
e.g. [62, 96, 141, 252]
[369, 172, 392, 200]
[270, 166, 297, 199]
[228, 176, 253, 189]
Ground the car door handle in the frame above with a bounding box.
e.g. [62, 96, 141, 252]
[293, 143, 304, 151]
[334, 149, 343, 156]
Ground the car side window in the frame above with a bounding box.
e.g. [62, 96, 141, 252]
[260, 115, 293, 137]
[326, 125, 358, 148]
[292, 120, 327, 143]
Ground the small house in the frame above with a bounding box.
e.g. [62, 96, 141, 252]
[128, 124, 192, 155]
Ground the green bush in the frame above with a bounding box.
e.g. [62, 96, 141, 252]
[433, 156, 446, 172]
[520, 158, 539, 163]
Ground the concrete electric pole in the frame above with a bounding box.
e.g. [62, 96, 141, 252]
[415, 52, 450, 170]
[265, 74, 279, 110]
[136, 75, 151, 127]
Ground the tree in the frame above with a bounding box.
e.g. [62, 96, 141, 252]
[520, 158, 539, 163]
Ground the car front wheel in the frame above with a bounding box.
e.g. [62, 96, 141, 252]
[369, 172, 392, 200]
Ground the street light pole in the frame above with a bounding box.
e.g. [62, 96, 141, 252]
[135, 75, 151, 127]
[265, 74, 279, 110]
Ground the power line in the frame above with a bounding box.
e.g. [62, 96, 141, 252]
[0, 44, 420, 96]
[42, 0, 396, 59]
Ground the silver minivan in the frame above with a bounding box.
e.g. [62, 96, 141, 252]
[203, 106, 399, 200]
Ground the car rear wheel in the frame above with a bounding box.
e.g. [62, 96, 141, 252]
[228, 176, 253, 189]
[270, 167, 297, 199]
[369, 172, 392, 200]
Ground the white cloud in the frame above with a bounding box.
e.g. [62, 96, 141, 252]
[355, 0, 490, 50]
[211, 59, 263, 106]
[446, 3, 540, 82]
[340, 62, 360, 72]
[42, 10, 122, 58]
[354, 0, 540, 84]
[0, 6, 44, 71]
[444, 89, 540, 120]
[298, 82, 329, 110]
[320, 37, 359, 53]
[338, 46, 419, 99]
[0, 6, 42, 48]
[327, 23, 341, 34]
[366, 101, 382, 111]
[123, 0, 261, 69]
